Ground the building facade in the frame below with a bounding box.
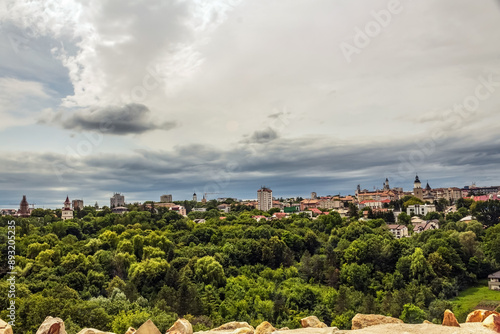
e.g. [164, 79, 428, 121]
[72, 199, 84, 210]
[387, 224, 409, 239]
[407, 204, 436, 216]
[62, 196, 74, 220]
[257, 187, 273, 212]
[413, 175, 423, 200]
[160, 194, 173, 202]
[18, 195, 30, 217]
[110, 193, 125, 208]
[488, 271, 500, 290]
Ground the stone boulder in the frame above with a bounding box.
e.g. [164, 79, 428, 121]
[214, 322, 254, 331]
[124, 328, 136, 334]
[135, 320, 161, 334]
[300, 316, 327, 329]
[233, 328, 253, 334]
[36, 316, 67, 334]
[482, 313, 500, 333]
[0, 319, 13, 334]
[442, 310, 460, 327]
[76, 329, 115, 334]
[166, 319, 193, 334]
[351, 314, 403, 330]
[254, 322, 276, 334]
[467, 310, 500, 323]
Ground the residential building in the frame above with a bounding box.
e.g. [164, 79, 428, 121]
[318, 198, 343, 210]
[272, 212, 287, 219]
[357, 191, 397, 202]
[192, 208, 207, 212]
[112, 206, 128, 214]
[463, 184, 500, 196]
[407, 204, 436, 216]
[217, 197, 238, 202]
[110, 193, 125, 208]
[358, 199, 390, 210]
[387, 224, 409, 239]
[217, 204, 231, 213]
[1, 209, 17, 216]
[154, 202, 176, 209]
[413, 220, 439, 234]
[488, 271, 500, 290]
[459, 215, 477, 223]
[335, 208, 349, 218]
[431, 187, 463, 203]
[300, 199, 320, 211]
[471, 194, 500, 202]
[62, 196, 74, 220]
[257, 187, 272, 211]
[171, 205, 187, 216]
[160, 194, 173, 202]
[252, 215, 269, 221]
[309, 208, 324, 216]
[72, 199, 84, 210]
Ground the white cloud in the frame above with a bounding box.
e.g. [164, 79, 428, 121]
[0, 77, 54, 129]
[1, 0, 500, 202]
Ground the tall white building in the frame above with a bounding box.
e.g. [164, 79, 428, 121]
[110, 193, 125, 208]
[407, 204, 436, 216]
[62, 196, 74, 220]
[257, 187, 273, 212]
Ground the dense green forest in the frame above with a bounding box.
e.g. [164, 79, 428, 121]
[1, 200, 500, 333]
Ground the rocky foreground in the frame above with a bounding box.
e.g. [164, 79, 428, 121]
[1, 310, 499, 334]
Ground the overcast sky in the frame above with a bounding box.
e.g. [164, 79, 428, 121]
[1, 0, 500, 208]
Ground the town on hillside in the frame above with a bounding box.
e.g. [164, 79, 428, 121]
[3, 175, 500, 239]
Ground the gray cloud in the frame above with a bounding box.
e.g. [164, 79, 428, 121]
[2, 1, 500, 206]
[243, 127, 279, 144]
[2, 130, 500, 207]
[38, 103, 177, 135]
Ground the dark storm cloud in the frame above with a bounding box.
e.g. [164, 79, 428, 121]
[3, 131, 500, 207]
[243, 127, 279, 144]
[38, 103, 177, 135]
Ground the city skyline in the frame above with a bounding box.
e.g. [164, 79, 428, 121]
[1, 176, 496, 209]
[1, 1, 500, 208]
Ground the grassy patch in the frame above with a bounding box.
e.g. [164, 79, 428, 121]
[451, 279, 500, 322]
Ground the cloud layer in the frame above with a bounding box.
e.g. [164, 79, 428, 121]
[1, 0, 500, 206]
[38, 103, 177, 135]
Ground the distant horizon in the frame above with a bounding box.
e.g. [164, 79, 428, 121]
[1, 177, 496, 210]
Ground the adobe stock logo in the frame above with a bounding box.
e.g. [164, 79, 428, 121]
[340, 0, 403, 64]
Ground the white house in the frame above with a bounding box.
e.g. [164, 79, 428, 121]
[387, 224, 409, 239]
[407, 204, 436, 216]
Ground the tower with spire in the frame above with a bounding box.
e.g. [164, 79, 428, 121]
[193, 192, 197, 202]
[18, 195, 30, 217]
[425, 181, 431, 192]
[413, 175, 423, 200]
[62, 196, 74, 220]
